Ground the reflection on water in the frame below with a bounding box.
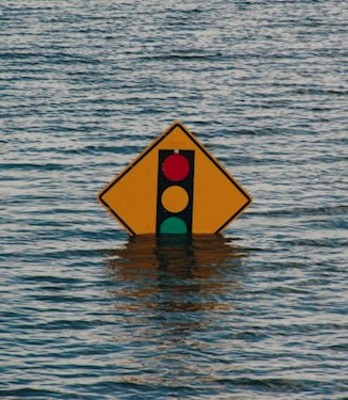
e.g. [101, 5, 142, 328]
[104, 235, 248, 315]
[102, 235, 250, 389]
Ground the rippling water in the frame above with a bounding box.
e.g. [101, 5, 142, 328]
[1, 1, 347, 399]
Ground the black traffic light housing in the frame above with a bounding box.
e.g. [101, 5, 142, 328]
[156, 149, 195, 236]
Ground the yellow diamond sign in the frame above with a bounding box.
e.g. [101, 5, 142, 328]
[98, 121, 252, 235]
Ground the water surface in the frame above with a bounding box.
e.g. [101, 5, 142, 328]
[1, 0, 347, 399]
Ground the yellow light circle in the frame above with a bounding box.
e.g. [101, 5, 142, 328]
[161, 186, 189, 213]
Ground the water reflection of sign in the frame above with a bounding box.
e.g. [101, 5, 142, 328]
[104, 235, 247, 314]
[98, 121, 252, 235]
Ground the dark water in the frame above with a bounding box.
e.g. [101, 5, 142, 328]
[1, 1, 347, 399]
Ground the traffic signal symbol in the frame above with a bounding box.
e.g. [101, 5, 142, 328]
[156, 150, 195, 235]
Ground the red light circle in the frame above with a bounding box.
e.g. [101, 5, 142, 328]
[162, 154, 190, 181]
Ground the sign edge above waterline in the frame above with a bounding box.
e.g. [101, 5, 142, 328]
[97, 121, 253, 235]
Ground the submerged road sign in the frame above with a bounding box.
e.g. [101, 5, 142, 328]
[98, 121, 252, 235]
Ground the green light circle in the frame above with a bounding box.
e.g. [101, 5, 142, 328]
[160, 217, 188, 235]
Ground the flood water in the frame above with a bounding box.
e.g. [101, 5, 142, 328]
[1, 0, 347, 399]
